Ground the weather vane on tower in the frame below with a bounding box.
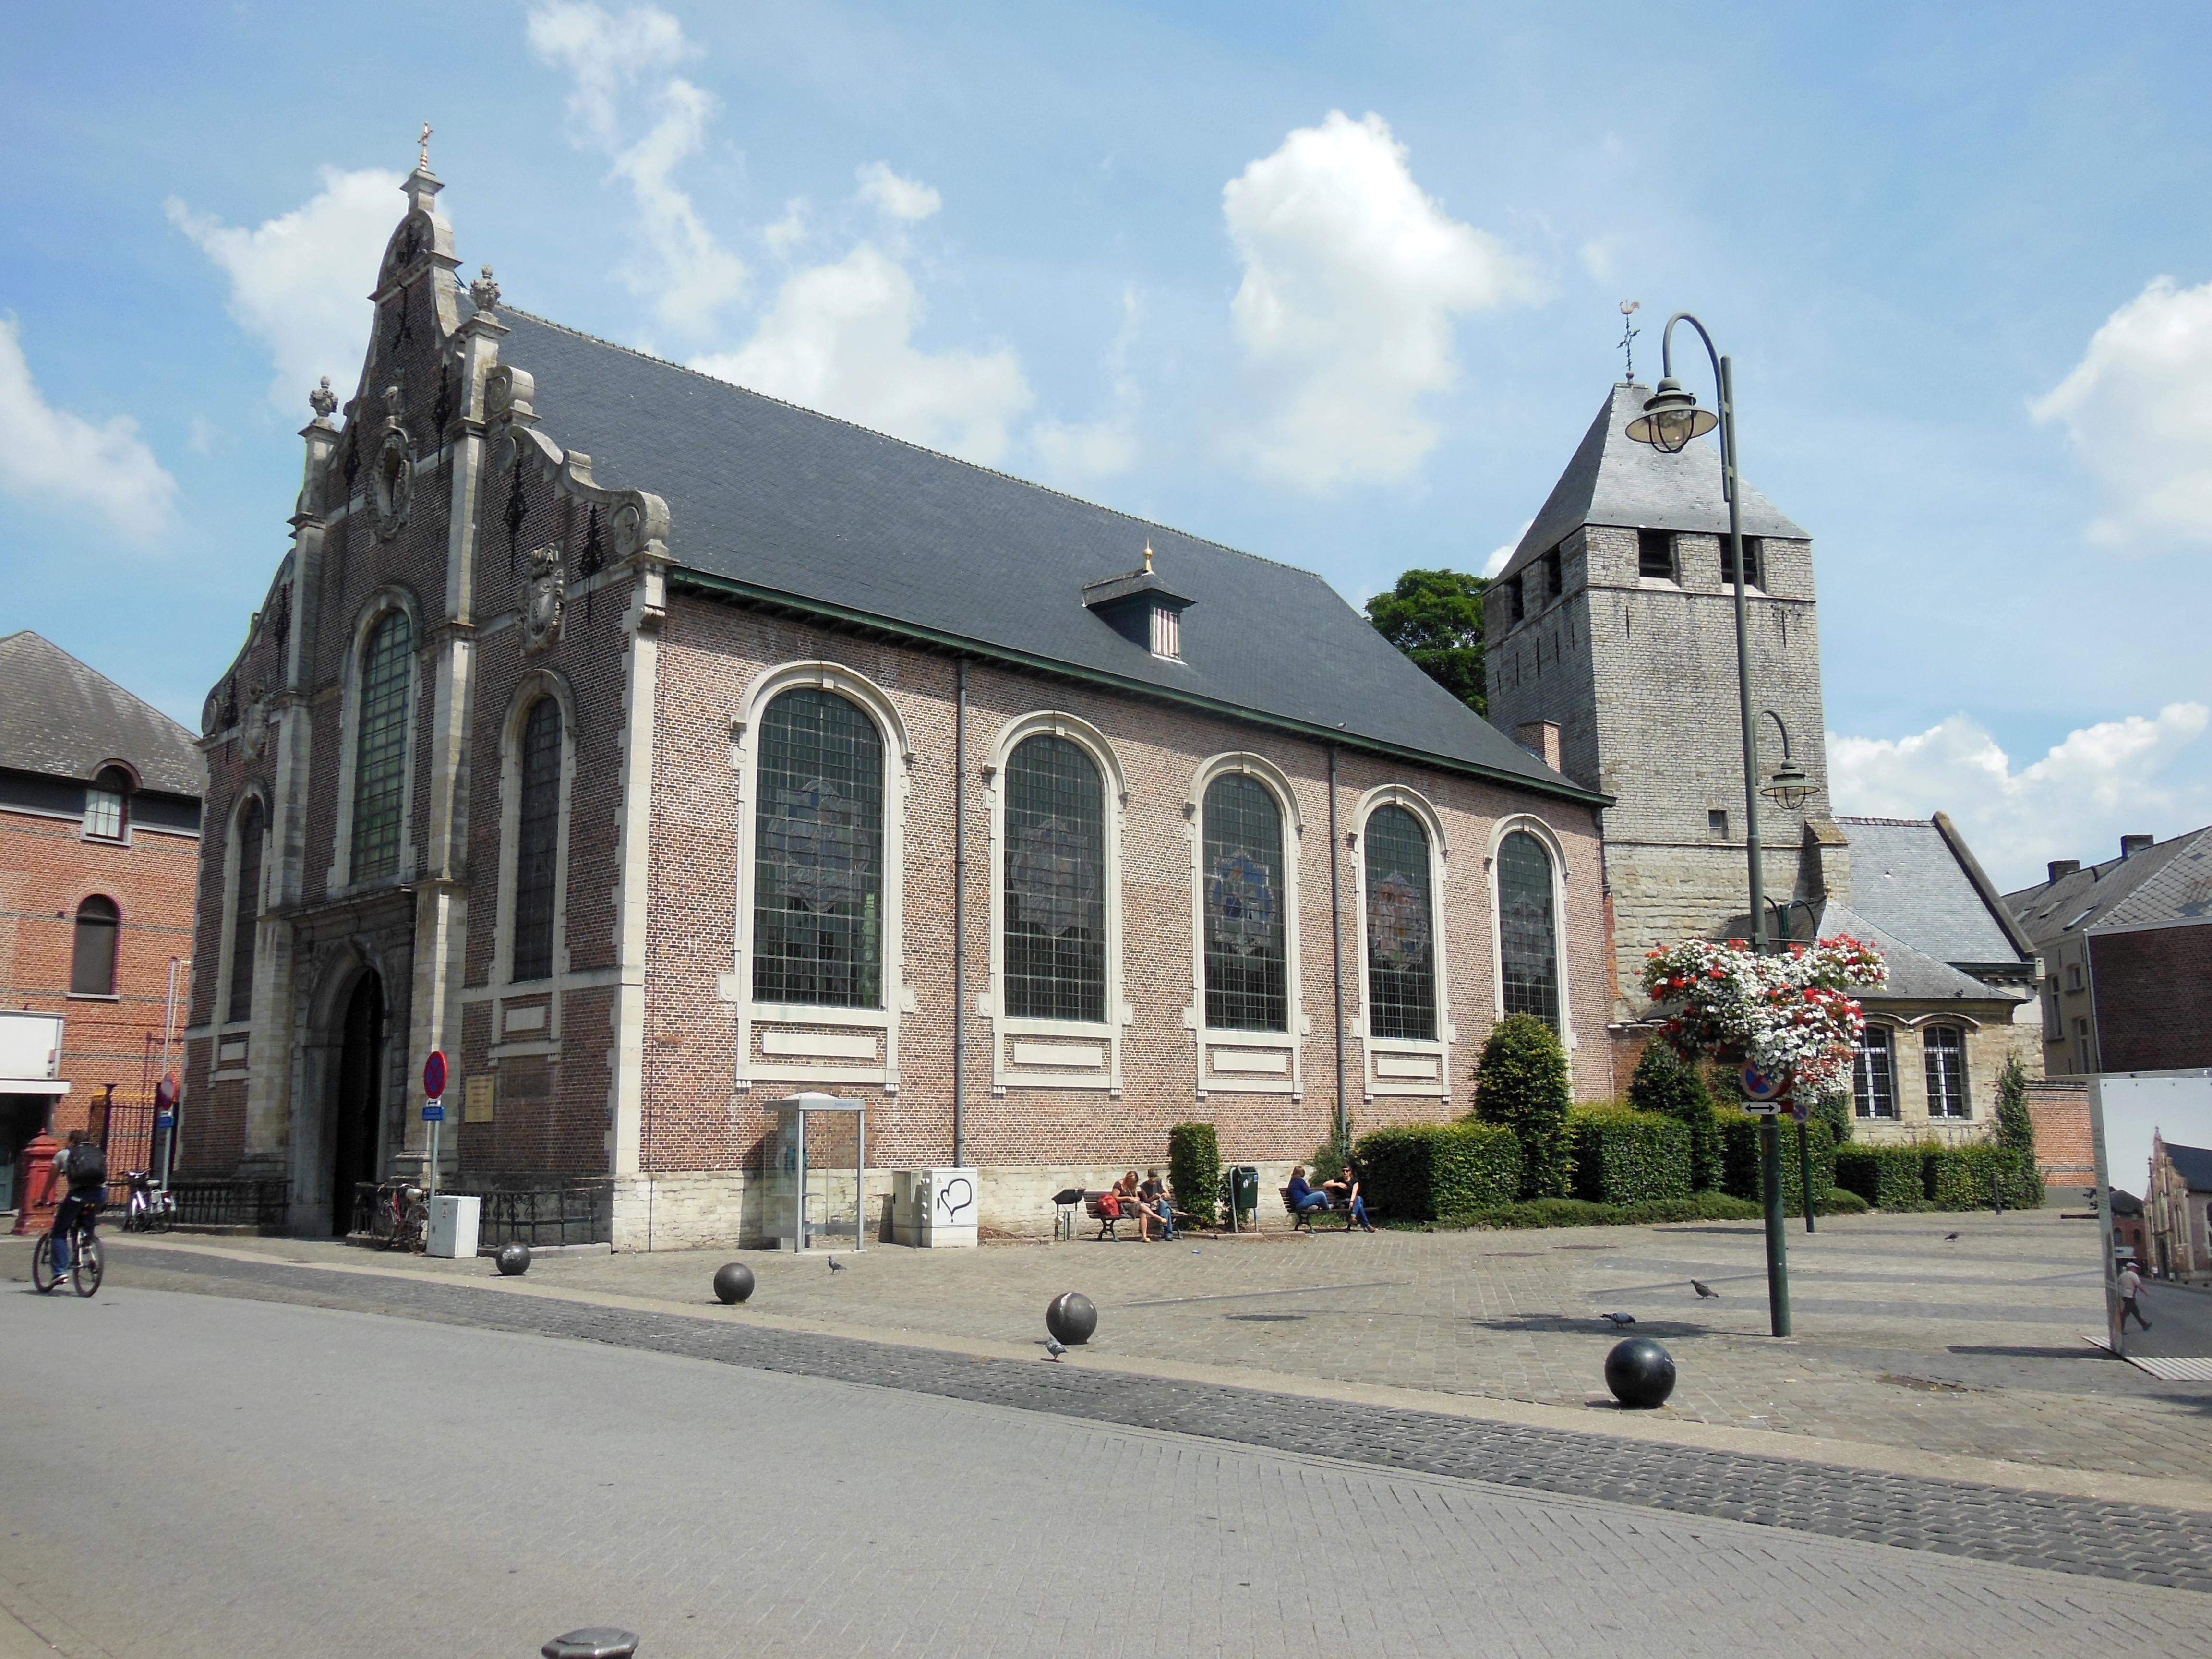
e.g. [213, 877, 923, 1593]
[1619, 301, 1641, 383]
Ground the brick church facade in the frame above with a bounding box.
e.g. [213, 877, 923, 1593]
[180, 159, 1617, 1247]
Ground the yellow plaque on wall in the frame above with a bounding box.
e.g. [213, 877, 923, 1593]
[463, 1075, 495, 1124]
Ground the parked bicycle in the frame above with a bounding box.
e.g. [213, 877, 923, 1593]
[32, 1202, 103, 1297]
[370, 1179, 430, 1252]
[120, 1169, 175, 1233]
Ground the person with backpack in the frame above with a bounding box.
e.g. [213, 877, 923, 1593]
[39, 1128, 106, 1288]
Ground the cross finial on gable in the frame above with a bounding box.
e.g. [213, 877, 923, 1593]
[418, 122, 433, 171]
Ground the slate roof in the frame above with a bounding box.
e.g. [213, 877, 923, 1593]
[2160, 1142, 2212, 1193]
[1834, 815, 2034, 969]
[495, 311, 1599, 804]
[0, 631, 204, 797]
[1496, 383, 1808, 584]
[2002, 826, 2212, 950]
[1809, 898, 2013, 1003]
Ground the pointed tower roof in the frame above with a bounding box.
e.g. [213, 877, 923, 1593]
[1497, 383, 1807, 583]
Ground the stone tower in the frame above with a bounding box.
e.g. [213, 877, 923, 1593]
[1484, 383, 1834, 1021]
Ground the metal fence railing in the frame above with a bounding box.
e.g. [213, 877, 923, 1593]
[168, 1178, 289, 1229]
[477, 1182, 612, 1248]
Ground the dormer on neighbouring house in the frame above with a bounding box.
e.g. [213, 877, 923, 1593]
[1082, 543, 1195, 662]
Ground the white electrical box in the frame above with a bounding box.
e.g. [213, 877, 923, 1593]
[892, 1168, 979, 1248]
[425, 1194, 481, 1259]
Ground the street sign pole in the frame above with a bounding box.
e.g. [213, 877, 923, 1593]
[422, 1051, 449, 1203]
[1740, 1063, 1793, 1337]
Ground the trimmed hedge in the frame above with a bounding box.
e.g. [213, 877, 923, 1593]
[1437, 1192, 1762, 1230]
[1472, 1014, 1573, 1199]
[1820, 1187, 1870, 1215]
[1356, 1123, 1522, 1222]
[1719, 1114, 1836, 1211]
[1627, 1040, 1724, 1191]
[1929, 1143, 2036, 1209]
[1836, 1143, 1929, 1210]
[1569, 1109, 1693, 1205]
[1168, 1122, 1221, 1228]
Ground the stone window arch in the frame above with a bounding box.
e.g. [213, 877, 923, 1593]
[225, 794, 268, 1024]
[1201, 769, 1289, 1033]
[1486, 814, 1573, 1043]
[495, 671, 578, 990]
[330, 589, 421, 892]
[1002, 733, 1109, 1023]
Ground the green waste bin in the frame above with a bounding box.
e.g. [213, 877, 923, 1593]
[1231, 1165, 1259, 1224]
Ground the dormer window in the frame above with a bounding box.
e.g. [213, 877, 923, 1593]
[82, 766, 132, 842]
[1082, 541, 1194, 664]
[1149, 604, 1181, 660]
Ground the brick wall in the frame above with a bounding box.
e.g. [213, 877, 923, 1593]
[2090, 925, 2212, 1072]
[2026, 1078, 2092, 1188]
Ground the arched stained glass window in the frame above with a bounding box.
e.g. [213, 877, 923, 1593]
[752, 688, 885, 1008]
[1003, 734, 1106, 1022]
[1364, 805, 1436, 1041]
[511, 698, 563, 983]
[227, 800, 264, 1023]
[349, 611, 413, 883]
[1203, 773, 1286, 1032]
[72, 896, 119, 997]
[1497, 830, 1560, 1031]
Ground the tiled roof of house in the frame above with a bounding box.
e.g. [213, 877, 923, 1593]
[2092, 828, 2212, 930]
[0, 630, 204, 797]
[2161, 1142, 2212, 1193]
[2003, 827, 2212, 948]
[1812, 898, 2014, 1003]
[1495, 382, 1807, 585]
[495, 310, 1601, 804]
[1835, 815, 2033, 969]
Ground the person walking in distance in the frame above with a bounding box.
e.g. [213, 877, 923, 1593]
[39, 1128, 106, 1288]
[2119, 1260, 2153, 1332]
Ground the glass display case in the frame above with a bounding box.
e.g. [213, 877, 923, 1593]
[762, 1092, 867, 1253]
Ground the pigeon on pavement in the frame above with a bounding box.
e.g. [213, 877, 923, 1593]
[1943, 1232, 1960, 1242]
[1600, 1311, 1636, 1326]
[1692, 1280, 1719, 1299]
[828, 1255, 846, 1273]
[1044, 1335, 1067, 1362]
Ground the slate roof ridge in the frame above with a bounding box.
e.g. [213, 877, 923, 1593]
[496, 306, 1328, 587]
[0, 629, 204, 794]
[1833, 814, 1937, 828]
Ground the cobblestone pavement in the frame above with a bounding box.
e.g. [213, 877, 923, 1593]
[7, 1286, 2212, 1659]
[21, 1238, 2212, 1594]
[63, 1205, 2212, 1486]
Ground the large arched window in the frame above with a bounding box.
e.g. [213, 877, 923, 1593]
[227, 799, 264, 1023]
[1003, 733, 1106, 1022]
[752, 687, 885, 1008]
[1202, 772, 1286, 1032]
[349, 611, 413, 883]
[1496, 830, 1560, 1030]
[511, 697, 564, 983]
[71, 896, 119, 997]
[1364, 804, 1436, 1041]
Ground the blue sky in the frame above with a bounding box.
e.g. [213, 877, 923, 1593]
[3, 0, 2209, 887]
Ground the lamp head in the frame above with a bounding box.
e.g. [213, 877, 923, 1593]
[1625, 376, 1718, 454]
[1760, 758, 1817, 812]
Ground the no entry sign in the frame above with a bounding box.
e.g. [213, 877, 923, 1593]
[423, 1049, 448, 1102]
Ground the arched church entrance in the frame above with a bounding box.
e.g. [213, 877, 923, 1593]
[331, 971, 384, 1235]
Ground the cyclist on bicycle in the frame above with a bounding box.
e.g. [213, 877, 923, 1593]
[40, 1129, 106, 1287]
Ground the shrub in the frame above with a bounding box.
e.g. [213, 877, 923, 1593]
[1627, 1040, 1723, 1191]
[1472, 1014, 1573, 1198]
[1835, 1143, 1935, 1209]
[1928, 1143, 2036, 1211]
[1718, 1113, 1836, 1211]
[1819, 1187, 1869, 1215]
[1357, 1122, 1522, 1221]
[1810, 1090, 1852, 1146]
[1167, 1122, 1221, 1229]
[1569, 1108, 1693, 1204]
[1993, 1055, 2044, 1205]
[1439, 1191, 1762, 1230]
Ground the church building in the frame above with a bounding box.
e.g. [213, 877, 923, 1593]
[180, 157, 1616, 1247]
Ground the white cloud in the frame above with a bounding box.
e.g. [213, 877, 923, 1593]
[1828, 704, 2212, 890]
[0, 317, 175, 546]
[528, 2, 746, 337]
[856, 162, 941, 223]
[1481, 519, 1532, 577]
[1222, 110, 1539, 491]
[2032, 276, 2212, 551]
[764, 198, 808, 256]
[167, 166, 399, 409]
[1032, 286, 1142, 483]
[693, 244, 1032, 464]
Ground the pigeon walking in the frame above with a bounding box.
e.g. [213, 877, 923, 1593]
[828, 1255, 846, 1273]
[1692, 1280, 1719, 1299]
[1600, 1311, 1636, 1326]
[1943, 1232, 1960, 1242]
[1043, 1335, 1067, 1362]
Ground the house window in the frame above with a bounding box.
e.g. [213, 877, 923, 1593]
[227, 799, 264, 1023]
[1853, 1026, 1896, 1118]
[1497, 830, 1560, 1031]
[1541, 548, 1563, 602]
[82, 766, 131, 841]
[1149, 605, 1181, 660]
[1708, 809, 1729, 839]
[1003, 734, 1107, 1022]
[2042, 976, 2062, 1040]
[1725, 536, 1764, 589]
[1202, 772, 1286, 1033]
[1924, 1026, 1969, 1118]
[348, 611, 413, 883]
[1638, 529, 1676, 579]
[753, 687, 886, 1009]
[1364, 804, 1436, 1041]
[2074, 1018, 2092, 1074]
[2066, 962, 2083, 992]
[71, 896, 120, 997]
[511, 697, 564, 984]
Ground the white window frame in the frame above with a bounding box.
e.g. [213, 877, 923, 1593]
[326, 587, 421, 896]
[1922, 1023, 1971, 1119]
[1853, 1022, 1899, 1119]
[81, 762, 135, 844]
[488, 671, 579, 1059]
[213, 789, 271, 1071]
[986, 710, 1126, 1095]
[724, 661, 912, 1093]
[1484, 813, 1575, 1049]
[1349, 784, 1452, 1101]
[1185, 752, 1304, 1098]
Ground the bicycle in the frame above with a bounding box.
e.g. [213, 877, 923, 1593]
[31, 1202, 104, 1298]
[121, 1169, 175, 1234]
[370, 1179, 429, 1252]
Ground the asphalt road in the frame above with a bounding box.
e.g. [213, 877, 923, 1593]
[4, 1284, 2210, 1659]
[2123, 1275, 2212, 1358]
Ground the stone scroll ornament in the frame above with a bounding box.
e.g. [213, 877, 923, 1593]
[521, 544, 565, 655]
[1208, 849, 1278, 955]
[1367, 869, 1431, 967]
[1640, 934, 1886, 1098]
[1008, 816, 1101, 936]
[758, 779, 874, 911]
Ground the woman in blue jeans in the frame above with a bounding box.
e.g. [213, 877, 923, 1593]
[1286, 1166, 1333, 1219]
[1325, 1165, 1374, 1232]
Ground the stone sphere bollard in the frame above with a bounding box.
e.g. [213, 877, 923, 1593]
[1604, 1336, 1677, 1409]
[495, 1242, 532, 1276]
[1046, 1289, 1097, 1346]
[712, 1261, 757, 1305]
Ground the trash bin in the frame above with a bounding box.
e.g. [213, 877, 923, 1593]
[426, 1193, 480, 1259]
[1231, 1165, 1259, 1225]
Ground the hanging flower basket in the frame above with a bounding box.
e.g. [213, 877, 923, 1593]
[1640, 935, 1885, 1098]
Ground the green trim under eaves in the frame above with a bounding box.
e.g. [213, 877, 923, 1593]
[667, 567, 1613, 810]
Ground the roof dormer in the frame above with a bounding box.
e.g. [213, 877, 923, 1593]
[1082, 542, 1194, 661]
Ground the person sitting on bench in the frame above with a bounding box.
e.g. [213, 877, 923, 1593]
[1286, 1166, 1333, 1220]
[1138, 1167, 1174, 1241]
[1323, 1164, 1373, 1232]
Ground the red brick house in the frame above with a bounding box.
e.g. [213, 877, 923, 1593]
[180, 161, 1615, 1248]
[0, 631, 204, 1215]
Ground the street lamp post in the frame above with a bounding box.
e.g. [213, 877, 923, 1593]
[1626, 313, 1793, 1338]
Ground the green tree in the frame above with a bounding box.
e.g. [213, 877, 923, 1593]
[1366, 568, 1490, 716]
[1993, 1054, 2043, 1204]
[1471, 1013, 1573, 1198]
[1628, 1038, 1723, 1191]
